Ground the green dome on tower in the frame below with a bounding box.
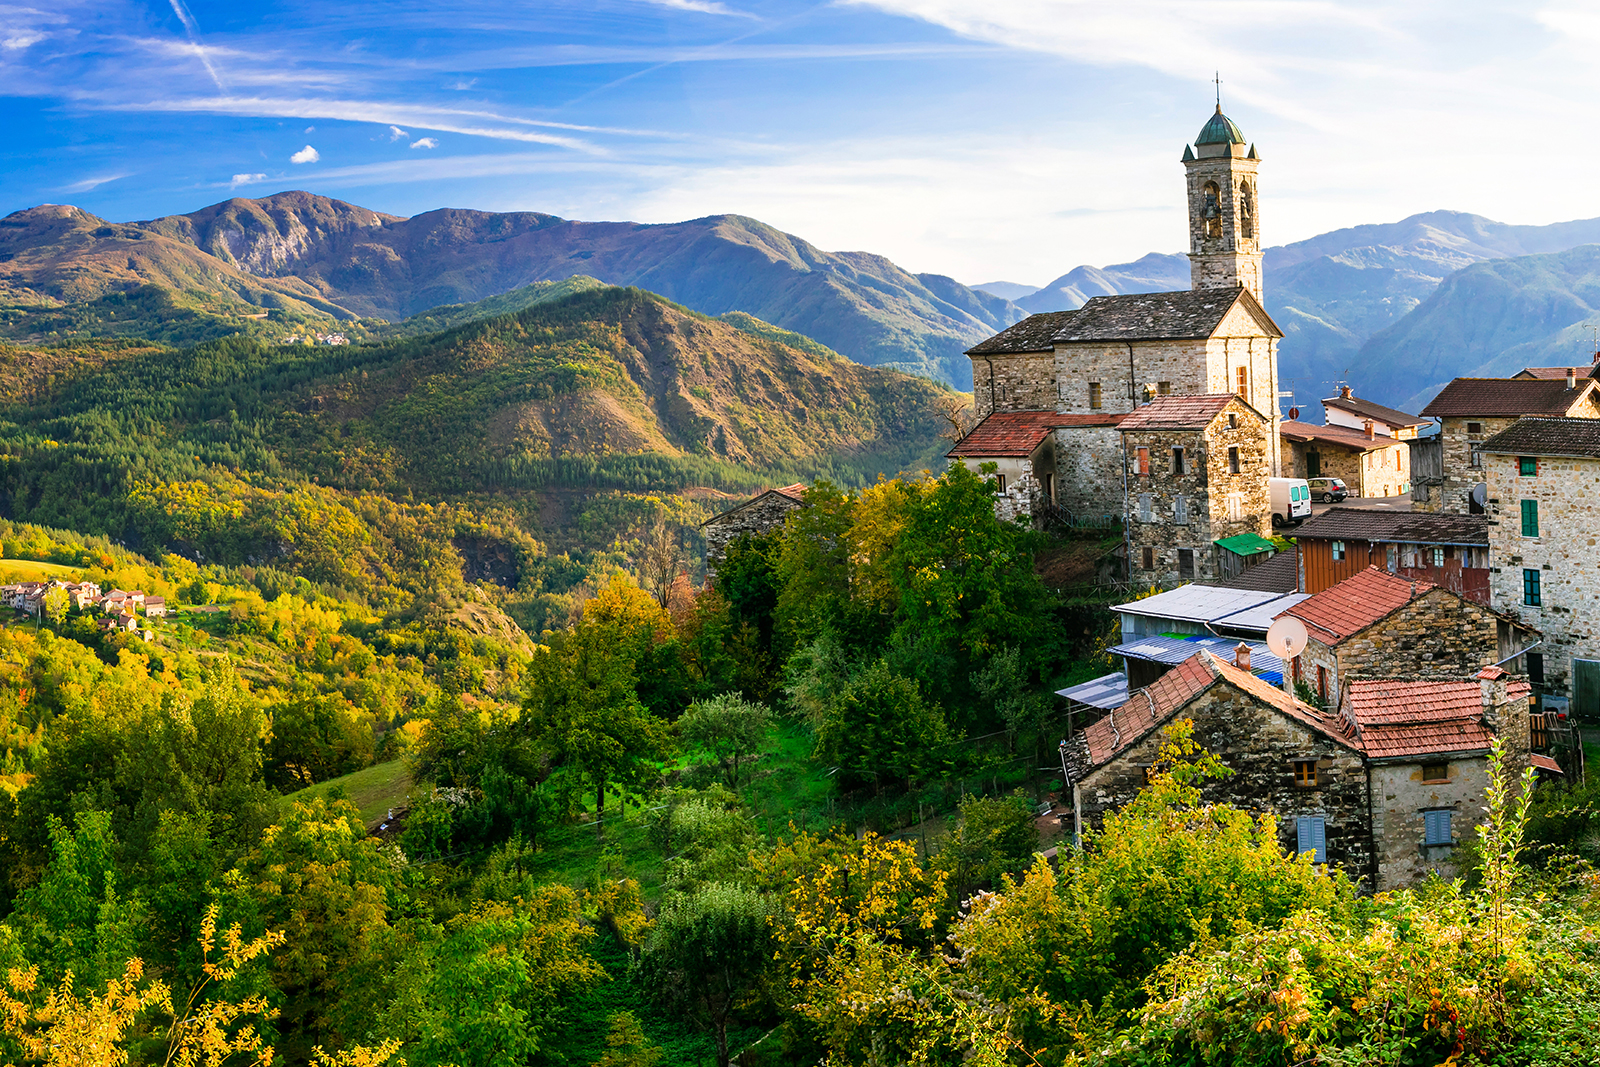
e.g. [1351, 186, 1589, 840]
[1195, 106, 1246, 146]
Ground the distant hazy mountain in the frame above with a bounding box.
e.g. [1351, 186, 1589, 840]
[0, 192, 1020, 388]
[972, 281, 1040, 301]
[1015, 253, 1191, 314]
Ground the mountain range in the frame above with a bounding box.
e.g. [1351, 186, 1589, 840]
[985, 211, 1600, 412]
[0, 192, 1018, 387]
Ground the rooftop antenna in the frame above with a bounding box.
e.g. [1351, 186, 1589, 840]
[1584, 324, 1600, 366]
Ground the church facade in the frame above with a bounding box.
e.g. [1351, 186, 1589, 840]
[952, 105, 1285, 562]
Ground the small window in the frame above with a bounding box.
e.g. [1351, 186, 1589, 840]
[1431, 546, 1445, 567]
[1521, 499, 1539, 537]
[1227, 493, 1242, 521]
[1296, 815, 1326, 863]
[1331, 540, 1345, 562]
[1386, 544, 1397, 572]
[1293, 655, 1303, 683]
[1137, 446, 1150, 476]
[1520, 456, 1537, 476]
[1142, 546, 1154, 570]
[995, 474, 1007, 493]
[1174, 494, 1189, 524]
[1158, 381, 1172, 396]
[1423, 810, 1452, 847]
[1293, 760, 1318, 787]
[1227, 413, 1238, 429]
[1177, 548, 1195, 581]
[1524, 568, 1542, 607]
[1090, 382, 1103, 409]
[1236, 366, 1249, 398]
[1528, 651, 1545, 684]
[1467, 421, 1483, 435]
[1139, 494, 1153, 523]
[1317, 665, 1328, 701]
[1172, 447, 1185, 475]
[1421, 762, 1449, 783]
[1228, 446, 1241, 474]
[1469, 445, 1484, 470]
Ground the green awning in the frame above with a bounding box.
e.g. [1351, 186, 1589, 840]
[1214, 533, 1277, 557]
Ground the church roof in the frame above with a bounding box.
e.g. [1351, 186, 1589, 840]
[965, 288, 1280, 356]
[1196, 107, 1246, 145]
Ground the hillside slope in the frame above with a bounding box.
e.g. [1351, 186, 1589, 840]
[0, 192, 1022, 388]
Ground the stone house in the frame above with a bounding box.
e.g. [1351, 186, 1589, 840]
[956, 103, 1284, 534]
[1479, 415, 1600, 717]
[1277, 566, 1530, 707]
[1119, 393, 1273, 586]
[1291, 508, 1490, 604]
[945, 410, 1127, 520]
[144, 596, 167, 618]
[1415, 375, 1600, 514]
[700, 483, 806, 578]
[1320, 386, 1429, 442]
[1347, 669, 1531, 890]
[66, 582, 102, 611]
[1513, 357, 1600, 381]
[1281, 421, 1412, 499]
[1065, 647, 1535, 892]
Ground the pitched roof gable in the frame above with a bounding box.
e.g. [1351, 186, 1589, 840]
[1282, 566, 1432, 645]
[1478, 416, 1600, 459]
[1320, 394, 1428, 429]
[1421, 377, 1598, 418]
[1118, 393, 1263, 431]
[966, 311, 1078, 356]
[700, 485, 807, 527]
[1279, 420, 1392, 452]
[947, 410, 1126, 458]
[1344, 678, 1496, 760]
[1054, 287, 1282, 343]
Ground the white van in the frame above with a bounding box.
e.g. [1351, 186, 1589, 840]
[1269, 478, 1312, 527]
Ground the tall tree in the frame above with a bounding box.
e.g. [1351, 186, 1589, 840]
[678, 693, 772, 788]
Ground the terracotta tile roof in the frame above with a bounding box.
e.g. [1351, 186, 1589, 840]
[1292, 508, 1488, 547]
[1280, 420, 1392, 452]
[947, 410, 1128, 458]
[1320, 394, 1428, 429]
[774, 483, 808, 500]
[1420, 377, 1596, 418]
[1081, 650, 1356, 768]
[1212, 551, 1300, 593]
[1117, 394, 1243, 431]
[1359, 720, 1496, 760]
[1478, 416, 1600, 459]
[1515, 366, 1600, 380]
[1531, 753, 1563, 773]
[1281, 566, 1432, 645]
[967, 311, 1077, 355]
[1056, 289, 1281, 343]
[1348, 679, 1484, 723]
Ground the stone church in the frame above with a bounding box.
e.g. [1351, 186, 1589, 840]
[951, 104, 1285, 563]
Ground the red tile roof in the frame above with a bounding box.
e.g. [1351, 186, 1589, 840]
[1344, 678, 1504, 760]
[1279, 420, 1392, 452]
[1282, 567, 1432, 645]
[947, 410, 1126, 458]
[1420, 377, 1597, 418]
[1531, 753, 1564, 773]
[1117, 394, 1249, 431]
[774, 483, 808, 500]
[1360, 719, 1496, 760]
[1516, 366, 1600, 381]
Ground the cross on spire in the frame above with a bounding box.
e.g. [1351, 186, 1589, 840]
[1214, 72, 1222, 112]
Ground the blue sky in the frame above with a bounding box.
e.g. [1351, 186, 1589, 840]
[3, 1, 1599, 283]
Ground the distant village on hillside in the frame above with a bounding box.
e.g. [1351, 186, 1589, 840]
[704, 103, 1593, 893]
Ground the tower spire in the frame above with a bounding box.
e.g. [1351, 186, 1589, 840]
[1214, 72, 1221, 112]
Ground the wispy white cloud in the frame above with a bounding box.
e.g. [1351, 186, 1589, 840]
[410, 137, 439, 149]
[166, 0, 227, 92]
[60, 172, 131, 193]
[230, 172, 267, 188]
[388, 124, 407, 140]
[639, 0, 760, 18]
[2, 30, 44, 50]
[290, 144, 320, 164]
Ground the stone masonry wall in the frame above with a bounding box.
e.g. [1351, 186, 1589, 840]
[1075, 682, 1372, 885]
[1486, 450, 1600, 707]
[1435, 416, 1516, 514]
[1051, 425, 1125, 518]
[971, 353, 1057, 418]
[1370, 756, 1490, 892]
[703, 494, 801, 578]
[1205, 401, 1273, 543]
[1053, 341, 1212, 416]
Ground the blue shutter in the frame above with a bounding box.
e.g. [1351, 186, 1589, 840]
[1296, 816, 1326, 863]
[1424, 810, 1452, 846]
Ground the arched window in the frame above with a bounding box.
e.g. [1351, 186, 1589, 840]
[1202, 182, 1222, 238]
[1240, 182, 1255, 240]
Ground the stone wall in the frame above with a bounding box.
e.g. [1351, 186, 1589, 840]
[1369, 756, 1490, 891]
[1074, 682, 1373, 885]
[703, 493, 801, 578]
[1184, 153, 1265, 303]
[1051, 424, 1125, 518]
[1486, 450, 1600, 708]
[971, 353, 1057, 418]
[1434, 416, 1516, 514]
[1053, 341, 1212, 415]
[1292, 437, 1411, 498]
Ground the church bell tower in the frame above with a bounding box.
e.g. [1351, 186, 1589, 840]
[1183, 104, 1263, 303]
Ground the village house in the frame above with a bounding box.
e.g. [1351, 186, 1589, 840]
[144, 596, 167, 618]
[66, 581, 102, 611]
[1478, 415, 1600, 718]
[952, 103, 1284, 530]
[1277, 567, 1532, 707]
[1513, 356, 1600, 381]
[1120, 393, 1273, 586]
[101, 589, 129, 614]
[1281, 419, 1415, 500]
[1320, 386, 1430, 442]
[1414, 375, 1600, 514]
[1291, 508, 1490, 604]
[700, 483, 807, 578]
[1064, 647, 1537, 892]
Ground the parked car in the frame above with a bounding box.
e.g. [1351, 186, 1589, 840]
[1269, 477, 1313, 527]
[1308, 477, 1349, 503]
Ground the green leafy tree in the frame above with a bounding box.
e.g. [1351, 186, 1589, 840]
[40, 587, 68, 627]
[813, 660, 949, 791]
[640, 883, 773, 1067]
[592, 1012, 663, 1067]
[935, 791, 1040, 899]
[679, 693, 772, 787]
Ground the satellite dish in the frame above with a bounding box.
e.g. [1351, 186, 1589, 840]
[1265, 616, 1308, 660]
[1471, 483, 1488, 508]
[1289, 406, 1300, 420]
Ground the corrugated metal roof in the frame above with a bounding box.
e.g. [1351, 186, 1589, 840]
[1109, 633, 1285, 683]
[1217, 592, 1310, 632]
[1055, 672, 1131, 710]
[1215, 532, 1276, 556]
[1113, 584, 1282, 624]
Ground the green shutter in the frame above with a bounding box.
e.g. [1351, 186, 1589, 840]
[1521, 499, 1539, 537]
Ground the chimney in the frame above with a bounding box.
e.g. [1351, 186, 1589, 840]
[1364, 419, 1375, 439]
[1568, 367, 1578, 389]
[1233, 642, 1252, 671]
[1340, 385, 1352, 400]
[1592, 350, 1599, 366]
